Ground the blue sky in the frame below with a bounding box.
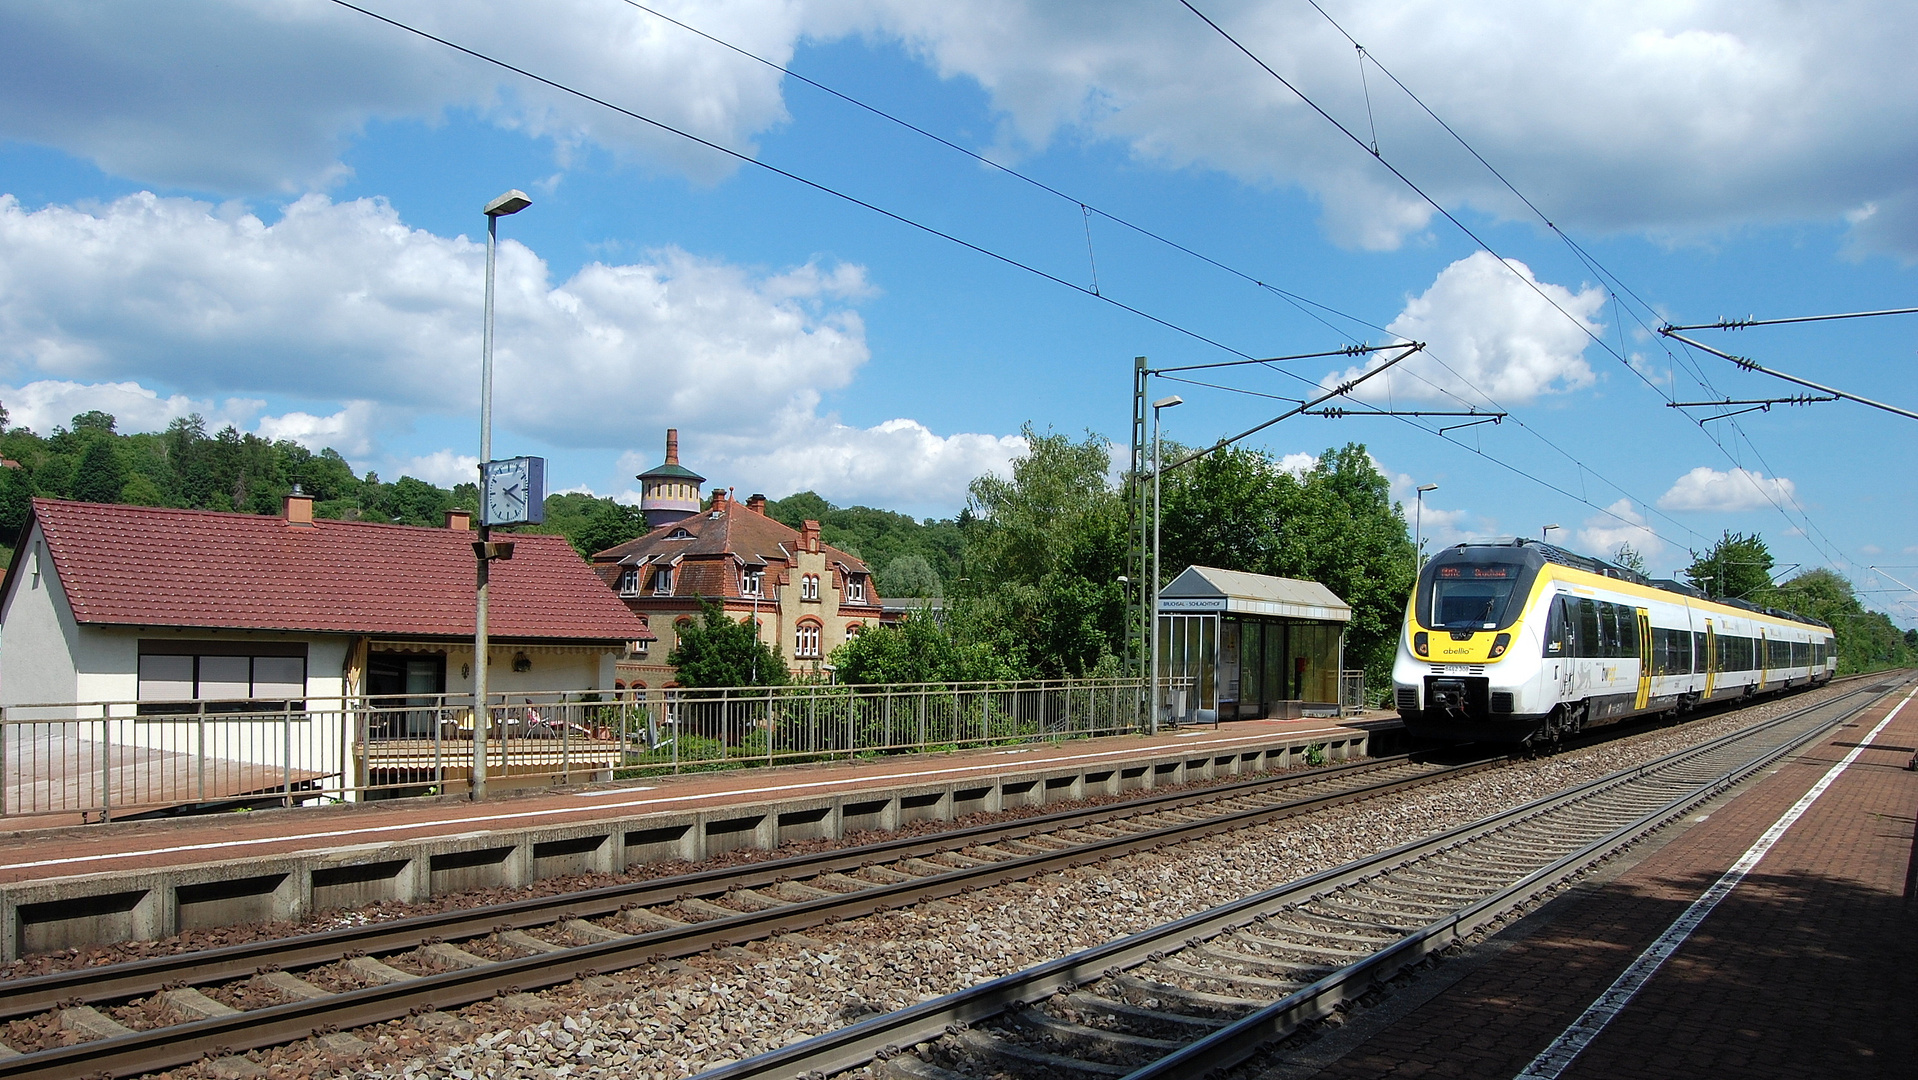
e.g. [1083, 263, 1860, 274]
[0, 1, 1913, 623]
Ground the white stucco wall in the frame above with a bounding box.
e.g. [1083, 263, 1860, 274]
[0, 525, 81, 709]
[439, 644, 613, 699]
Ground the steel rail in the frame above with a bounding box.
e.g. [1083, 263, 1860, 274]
[693, 680, 1890, 1080]
[0, 755, 1500, 1079]
[0, 753, 1444, 1022]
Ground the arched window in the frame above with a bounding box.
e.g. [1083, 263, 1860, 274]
[795, 620, 822, 658]
[801, 573, 819, 601]
[845, 622, 863, 639]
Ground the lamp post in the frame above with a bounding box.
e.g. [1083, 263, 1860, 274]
[472, 188, 531, 802]
[1414, 483, 1438, 571]
[1542, 523, 1561, 544]
[1149, 394, 1183, 735]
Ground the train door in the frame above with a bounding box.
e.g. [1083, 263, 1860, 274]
[1703, 622, 1716, 699]
[1757, 630, 1768, 691]
[1634, 608, 1652, 710]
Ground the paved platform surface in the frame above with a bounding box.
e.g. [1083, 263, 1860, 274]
[1287, 676, 1918, 1080]
[0, 712, 1396, 885]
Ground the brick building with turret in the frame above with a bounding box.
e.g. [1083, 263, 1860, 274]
[594, 431, 882, 688]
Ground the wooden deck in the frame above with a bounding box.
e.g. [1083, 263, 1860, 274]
[2, 731, 332, 822]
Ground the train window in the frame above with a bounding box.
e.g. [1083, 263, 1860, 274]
[1621, 609, 1640, 658]
[1577, 599, 1601, 658]
[1694, 631, 1708, 672]
[1542, 597, 1571, 657]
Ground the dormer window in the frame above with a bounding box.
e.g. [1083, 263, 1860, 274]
[847, 575, 866, 603]
[741, 569, 763, 597]
[669, 527, 693, 540]
[654, 567, 675, 595]
[618, 568, 640, 596]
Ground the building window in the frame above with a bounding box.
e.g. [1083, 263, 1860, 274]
[801, 573, 819, 601]
[741, 569, 763, 597]
[669, 528, 692, 539]
[654, 566, 675, 595]
[846, 575, 866, 602]
[618, 567, 640, 595]
[795, 621, 822, 658]
[138, 641, 309, 716]
[846, 622, 863, 639]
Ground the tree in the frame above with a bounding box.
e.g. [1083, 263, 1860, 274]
[71, 411, 116, 435]
[667, 597, 788, 688]
[956, 427, 1129, 677]
[830, 611, 1017, 684]
[1274, 445, 1415, 687]
[878, 554, 941, 598]
[1772, 568, 1914, 674]
[575, 499, 647, 556]
[1612, 544, 1648, 575]
[1685, 531, 1774, 602]
[72, 437, 126, 504]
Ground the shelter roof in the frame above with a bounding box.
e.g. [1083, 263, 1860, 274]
[1158, 565, 1351, 622]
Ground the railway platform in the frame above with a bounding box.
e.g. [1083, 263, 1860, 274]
[1273, 675, 1918, 1080]
[0, 710, 1399, 961]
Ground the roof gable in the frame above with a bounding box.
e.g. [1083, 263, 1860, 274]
[22, 499, 649, 641]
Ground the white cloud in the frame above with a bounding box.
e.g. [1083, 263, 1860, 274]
[390, 449, 480, 488]
[0, 0, 798, 192]
[1576, 498, 1667, 566]
[3, 4, 1916, 252]
[1276, 452, 1317, 477]
[0, 191, 1017, 510]
[1323, 253, 1602, 406]
[620, 417, 1024, 515]
[0, 191, 870, 443]
[255, 402, 380, 458]
[1384, 468, 1486, 552]
[1657, 466, 1796, 512]
[0, 379, 220, 434]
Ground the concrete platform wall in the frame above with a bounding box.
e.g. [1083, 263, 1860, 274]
[0, 729, 1375, 960]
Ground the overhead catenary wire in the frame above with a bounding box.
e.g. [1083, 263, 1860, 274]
[1278, 0, 1856, 571]
[335, 0, 1718, 562]
[620, 0, 1715, 556]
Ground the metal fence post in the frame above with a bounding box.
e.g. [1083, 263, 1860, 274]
[99, 712, 112, 824]
[283, 704, 294, 809]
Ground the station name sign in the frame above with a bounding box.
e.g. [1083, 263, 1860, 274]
[1158, 597, 1229, 612]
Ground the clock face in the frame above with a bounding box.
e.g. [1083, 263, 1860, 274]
[481, 457, 545, 525]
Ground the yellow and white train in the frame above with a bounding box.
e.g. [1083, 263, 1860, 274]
[1393, 539, 1835, 745]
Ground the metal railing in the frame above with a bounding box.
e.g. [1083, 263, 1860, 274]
[0, 677, 1154, 822]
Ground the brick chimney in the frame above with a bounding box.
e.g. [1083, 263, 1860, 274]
[708, 487, 729, 512]
[665, 427, 680, 465]
[283, 485, 314, 527]
[446, 509, 473, 530]
[801, 519, 821, 553]
[746, 493, 767, 515]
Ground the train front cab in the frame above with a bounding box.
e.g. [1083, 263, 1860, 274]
[1393, 544, 1565, 744]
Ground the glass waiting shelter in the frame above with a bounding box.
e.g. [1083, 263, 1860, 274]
[1158, 565, 1351, 722]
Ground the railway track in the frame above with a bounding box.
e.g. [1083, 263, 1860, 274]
[697, 678, 1897, 1080]
[0, 751, 1496, 1079]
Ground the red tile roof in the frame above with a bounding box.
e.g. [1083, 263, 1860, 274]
[20, 499, 652, 642]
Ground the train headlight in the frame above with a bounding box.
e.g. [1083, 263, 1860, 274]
[1488, 632, 1511, 659]
[1412, 631, 1429, 657]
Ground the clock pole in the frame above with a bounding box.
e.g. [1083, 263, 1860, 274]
[474, 189, 531, 801]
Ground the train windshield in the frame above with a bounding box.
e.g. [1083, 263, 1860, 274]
[1420, 554, 1539, 631]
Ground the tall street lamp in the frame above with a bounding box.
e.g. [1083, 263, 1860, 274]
[1149, 394, 1182, 735]
[472, 188, 531, 802]
[1414, 483, 1438, 571]
[1542, 523, 1561, 544]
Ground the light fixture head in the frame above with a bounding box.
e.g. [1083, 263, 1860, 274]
[484, 189, 533, 217]
[1417, 483, 1439, 493]
[1152, 395, 1184, 409]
